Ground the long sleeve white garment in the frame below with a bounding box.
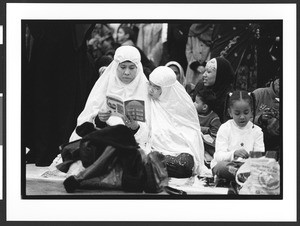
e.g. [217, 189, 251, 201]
[210, 119, 265, 169]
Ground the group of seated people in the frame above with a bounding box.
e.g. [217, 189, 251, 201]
[50, 45, 280, 194]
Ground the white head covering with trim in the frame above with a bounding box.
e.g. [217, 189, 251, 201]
[165, 61, 186, 87]
[148, 66, 209, 176]
[69, 46, 151, 144]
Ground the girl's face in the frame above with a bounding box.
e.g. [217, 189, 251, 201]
[168, 65, 180, 81]
[117, 28, 127, 44]
[117, 61, 137, 84]
[228, 99, 252, 128]
[148, 81, 162, 100]
[194, 95, 206, 114]
[203, 59, 217, 86]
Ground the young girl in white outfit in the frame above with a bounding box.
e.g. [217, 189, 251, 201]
[211, 90, 265, 181]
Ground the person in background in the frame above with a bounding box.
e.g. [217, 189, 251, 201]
[24, 22, 98, 166]
[200, 57, 234, 123]
[116, 25, 155, 78]
[165, 61, 186, 88]
[167, 23, 192, 73]
[194, 89, 221, 162]
[253, 77, 280, 156]
[147, 66, 211, 178]
[94, 55, 113, 77]
[185, 23, 214, 90]
[136, 23, 163, 67]
[194, 89, 221, 137]
[87, 24, 117, 62]
[211, 90, 265, 182]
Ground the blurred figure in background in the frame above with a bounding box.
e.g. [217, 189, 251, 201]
[185, 23, 214, 90]
[23, 22, 98, 166]
[136, 23, 163, 67]
[165, 61, 186, 88]
[253, 76, 280, 156]
[116, 24, 155, 78]
[167, 23, 191, 73]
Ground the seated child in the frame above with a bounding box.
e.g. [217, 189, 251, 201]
[194, 89, 221, 162]
[194, 89, 221, 137]
[211, 90, 265, 183]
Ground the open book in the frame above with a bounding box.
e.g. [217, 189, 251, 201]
[106, 95, 145, 122]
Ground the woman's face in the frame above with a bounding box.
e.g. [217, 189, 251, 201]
[148, 81, 162, 100]
[117, 61, 137, 84]
[117, 28, 127, 44]
[203, 59, 217, 86]
[168, 65, 180, 81]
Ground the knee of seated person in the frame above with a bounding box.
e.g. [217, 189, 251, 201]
[178, 153, 194, 169]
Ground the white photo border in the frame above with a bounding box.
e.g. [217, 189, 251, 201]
[6, 3, 297, 222]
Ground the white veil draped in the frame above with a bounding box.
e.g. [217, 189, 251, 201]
[69, 46, 151, 145]
[148, 66, 209, 176]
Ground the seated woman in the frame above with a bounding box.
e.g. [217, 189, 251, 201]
[70, 45, 150, 144]
[146, 66, 211, 178]
[50, 45, 151, 170]
[191, 57, 234, 123]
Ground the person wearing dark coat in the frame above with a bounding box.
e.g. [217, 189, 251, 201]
[23, 22, 98, 166]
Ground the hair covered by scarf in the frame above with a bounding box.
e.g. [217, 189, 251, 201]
[148, 66, 210, 176]
[69, 45, 150, 142]
[206, 57, 234, 122]
[113, 45, 141, 66]
[165, 61, 186, 87]
[213, 57, 234, 92]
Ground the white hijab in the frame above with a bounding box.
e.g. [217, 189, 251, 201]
[69, 46, 151, 144]
[165, 61, 186, 87]
[148, 66, 208, 176]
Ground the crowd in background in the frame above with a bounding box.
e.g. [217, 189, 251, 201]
[22, 21, 281, 171]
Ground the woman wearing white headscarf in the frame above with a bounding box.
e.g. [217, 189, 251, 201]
[69, 45, 151, 145]
[165, 61, 186, 88]
[147, 66, 210, 178]
[49, 46, 151, 169]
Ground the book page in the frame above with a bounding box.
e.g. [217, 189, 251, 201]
[106, 95, 125, 117]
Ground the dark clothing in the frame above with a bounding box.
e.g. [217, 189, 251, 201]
[23, 22, 98, 166]
[207, 57, 234, 122]
[212, 160, 245, 181]
[60, 125, 147, 193]
[167, 23, 192, 73]
[165, 153, 194, 178]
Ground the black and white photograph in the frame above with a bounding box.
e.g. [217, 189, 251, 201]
[0, 93, 2, 200]
[4, 2, 297, 223]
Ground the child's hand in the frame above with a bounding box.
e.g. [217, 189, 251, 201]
[234, 149, 249, 159]
[122, 114, 139, 130]
[98, 110, 112, 122]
